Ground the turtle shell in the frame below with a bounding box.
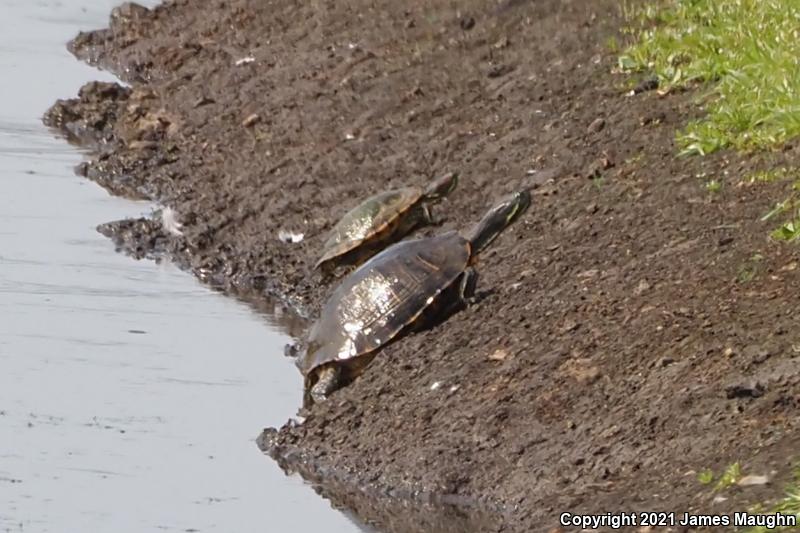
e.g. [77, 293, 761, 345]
[315, 187, 423, 268]
[299, 231, 470, 376]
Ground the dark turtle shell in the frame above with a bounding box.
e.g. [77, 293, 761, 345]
[315, 187, 423, 269]
[298, 231, 470, 377]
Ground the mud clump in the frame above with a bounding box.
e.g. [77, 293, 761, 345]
[47, 0, 800, 531]
[44, 81, 130, 148]
[97, 210, 187, 264]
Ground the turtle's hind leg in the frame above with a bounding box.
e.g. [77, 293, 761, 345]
[309, 365, 342, 405]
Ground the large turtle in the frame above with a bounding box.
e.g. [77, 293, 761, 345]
[315, 172, 458, 273]
[298, 190, 531, 405]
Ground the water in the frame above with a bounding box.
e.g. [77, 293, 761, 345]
[0, 1, 365, 531]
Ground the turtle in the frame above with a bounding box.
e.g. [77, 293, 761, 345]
[314, 172, 458, 273]
[298, 189, 531, 405]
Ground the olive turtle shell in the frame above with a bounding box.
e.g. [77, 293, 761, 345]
[299, 231, 470, 375]
[315, 187, 423, 268]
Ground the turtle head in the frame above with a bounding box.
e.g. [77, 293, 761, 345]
[466, 190, 531, 255]
[422, 171, 458, 200]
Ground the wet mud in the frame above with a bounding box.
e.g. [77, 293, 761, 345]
[45, 0, 800, 530]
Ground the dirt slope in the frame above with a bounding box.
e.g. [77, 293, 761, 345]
[44, 0, 800, 530]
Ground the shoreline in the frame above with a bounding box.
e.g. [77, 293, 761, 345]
[45, 1, 800, 531]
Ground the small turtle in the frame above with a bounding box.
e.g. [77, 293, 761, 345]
[315, 172, 458, 273]
[298, 190, 531, 405]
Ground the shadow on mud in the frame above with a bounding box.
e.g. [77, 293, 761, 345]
[257, 428, 502, 533]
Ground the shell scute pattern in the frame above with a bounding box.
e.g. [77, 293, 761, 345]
[321, 188, 420, 257]
[302, 232, 469, 373]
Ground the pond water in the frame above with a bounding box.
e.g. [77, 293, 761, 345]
[0, 1, 367, 531]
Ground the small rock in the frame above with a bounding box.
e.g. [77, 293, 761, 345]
[559, 320, 580, 333]
[585, 155, 614, 179]
[639, 112, 666, 126]
[633, 77, 659, 94]
[588, 118, 605, 133]
[488, 349, 509, 361]
[460, 16, 475, 30]
[738, 474, 769, 487]
[256, 427, 279, 453]
[522, 166, 563, 189]
[578, 368, 602, 385]
[277, 230, 304, 243]
[724, 347, 735, 357]
[493, 36, 510, 49]
[193, 96, 215, 108]
[585, 203, 598, 214]
[430, 381, 442, 391]
[74, 162, 89, 177]
[128, 140, 158, 151]
[283, 343, 299, 358]
[110, 2, 149, 24]
[633, 279, 651, 295]
[725, 382, 765, 399]
[235, 56, 255, 66]
[599, 425, 619, 439]
[242, 113, 260, 127]
[487, 64, 515, 79]
[659, 357, 674, 367]
[288, 416, 306, 427]
[403, 85, 424, 100]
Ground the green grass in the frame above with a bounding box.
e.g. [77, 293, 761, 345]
[696, 463, 800, 532]
[760, 177, 800, 241]
[695, 462, 744, 490]
[716, 462, 743, 491]
[746, 466, 800, 532]
[619, 0, 800, 156]
[705, 178, 723, 193]
[745, 167, 793, 184]
[698, 468, 715, 485]
[772, 219, 800, 241]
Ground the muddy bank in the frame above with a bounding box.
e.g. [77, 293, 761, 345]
[46, 0, 800, 530]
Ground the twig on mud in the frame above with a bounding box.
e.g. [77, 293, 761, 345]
[268, 158, 292, 175]
[710, 224, 740, 231]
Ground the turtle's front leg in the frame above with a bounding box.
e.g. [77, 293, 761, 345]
[309, 364, 342, 404]
[458, 267, 479, 306]
[421, 204, 442, 226]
